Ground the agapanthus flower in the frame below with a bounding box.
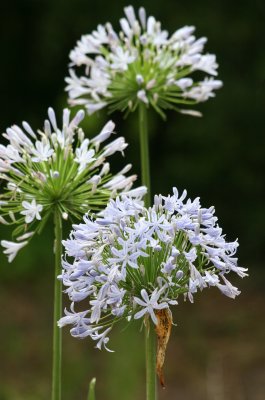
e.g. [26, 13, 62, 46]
[66, 5, 223, 118]
[59, 188, 247, 355]
[0, 107, 145, 261]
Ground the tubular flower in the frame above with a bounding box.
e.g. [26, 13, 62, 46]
[0, 107, 145, 261]
[66, 5, 223, 119]
[59, 188, 247, 352]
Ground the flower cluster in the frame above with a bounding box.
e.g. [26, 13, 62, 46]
[59, 188, 247, 350]
[0, 107, 145, 262]
[66, 5, 222, 119]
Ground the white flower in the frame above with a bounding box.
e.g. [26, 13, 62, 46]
[59, 188, 247, 350]
[1, 240, 28, 263]
[91, 120, 115, 145]
[65, 5, 222, 118]
[0, 108, 142, 262]
[102, 137, 128, 157]
[86, 101, 108, 115]
[184, 78, 223, 102]
[74, 139, 95, 172]
[192, 54, 218, 76]
[31, 140, 54, 162]
[110, 47, 136, 71]
[21, 199, 43, 223]
[175, 78, 193, 90]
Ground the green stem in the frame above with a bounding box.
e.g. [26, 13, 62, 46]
[139, 103, 151, 207]
[87, 377, 97, 400]
[52, 209, 62, 400]
[138, 104, 157, 400]
[145, 317, 157, 400]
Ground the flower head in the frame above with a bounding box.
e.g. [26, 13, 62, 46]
[0, 107, 145, 261]
[59, 188, 247, 351]
[66, 5, 222, 118]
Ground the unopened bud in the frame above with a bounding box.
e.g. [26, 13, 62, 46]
[136, 74, 144, 85]
[62, 212, 68, 220]
[146, 79, 156, 90]
[78, 128, 85, 142]
[9, 211, 16, 223]
[176, 270, 184, 280]
[0, 216, 9, 225]
[52, 171, 60, 179]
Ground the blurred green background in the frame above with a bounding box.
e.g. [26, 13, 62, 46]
[0, 0, 265, 399]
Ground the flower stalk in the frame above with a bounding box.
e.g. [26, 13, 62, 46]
[139, 104, 151, 208]
[139, 104, 157, 398]
[52, 209, 63, 400]
[145, 317, 157, 400]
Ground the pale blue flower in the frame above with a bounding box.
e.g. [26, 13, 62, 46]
[134, 288, 169, 324]
[59, 188, 247, 350]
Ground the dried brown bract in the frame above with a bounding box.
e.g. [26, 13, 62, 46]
[155, 308, 172, 388]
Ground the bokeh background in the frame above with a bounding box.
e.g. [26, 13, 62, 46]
[0, 0, 265, 399]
